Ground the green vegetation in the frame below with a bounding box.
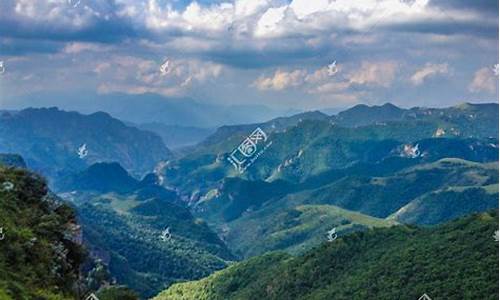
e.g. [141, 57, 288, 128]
[69, 191, 235, 298]
[223, 204, 394, 258]
[0, 166, 85, 299]
[155, 211, 499, 300]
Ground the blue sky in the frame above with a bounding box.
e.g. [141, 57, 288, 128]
[0, 0, 498, 112]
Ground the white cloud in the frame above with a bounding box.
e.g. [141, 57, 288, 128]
[468, 67, 497, 93]
[348, 61, 398, 87]
[253, 69, 307, 90]
[254, 60, 399, 93]
[63, 42, 111, 54]
[94, 55, 224, 96]
[410, 63, 448, 85]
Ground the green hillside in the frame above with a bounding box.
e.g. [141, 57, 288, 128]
[223, 204, 395, 258]
[160, 103, 499, 198]
[195, 158, 497, 258]
[154, 211, 499, 300]
[0, 165, 85, 299]
[60, 164, 237, 299]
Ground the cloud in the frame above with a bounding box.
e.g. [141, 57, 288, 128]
[254, 60, 399, 94]
[468, 67, 497, 93]
[253, 69, 307, 91]
[348, 61, 398, 87]
[410, 63, 449, 85]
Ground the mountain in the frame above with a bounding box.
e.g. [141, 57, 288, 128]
[194, 158, 497, 258]
[332, 102, 499, 134]
[155, 103, 498, 259]
[389, 183, 499, 225]
[0, 107, 172, 183]
[333, 102, 405, 127]
[57, 162, 140, 193]
[58, 163, 236, 299]
[137, 123, 214, 149]
[154, 211, 499, 300]
[0, 164, 85, 299]
[6, 92, 295, 128]
[0, 153, 26, 168]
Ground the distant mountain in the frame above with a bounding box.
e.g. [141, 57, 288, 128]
[0, 165, 84, 299]
[7, 92, 296, 128]
[194, 157, 497, 258]
[59, 164, 236, 298]
[58, 162, 140, 193]
[0, 107, 172, 183]
[389, 183, 499, 225]
[137, 123, 214, 149]
[154, 211, 499, 300]
[333, 102, 405, 127]
[332, 102, 499, 136]
[155, 102, 498, 259]
[0, 153, 26, 168]
[198, 110, 329, 149]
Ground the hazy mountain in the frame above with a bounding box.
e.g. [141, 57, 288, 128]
[137, 123, 215, 149]
[154, 211, 499, 300]
[57, 162, 141, 193]
[7, 92, 295, 128]
[332, 102, 499, 136]
[333, 102, 406, 126]
[0, 153, 26, 168]
[160, 104, 498, 195]
[0, 107, 171, 183]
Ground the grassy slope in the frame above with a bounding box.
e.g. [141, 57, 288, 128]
[155, 211, 499, 300]
[224, 204, 394, 258]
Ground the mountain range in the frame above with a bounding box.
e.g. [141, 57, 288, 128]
[0, 107, 171, 183]
[0, 101, 497, 299]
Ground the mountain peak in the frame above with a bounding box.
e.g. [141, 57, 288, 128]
[59, 162, 139, 193]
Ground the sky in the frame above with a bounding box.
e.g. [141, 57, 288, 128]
[0, 0, 498, 112]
